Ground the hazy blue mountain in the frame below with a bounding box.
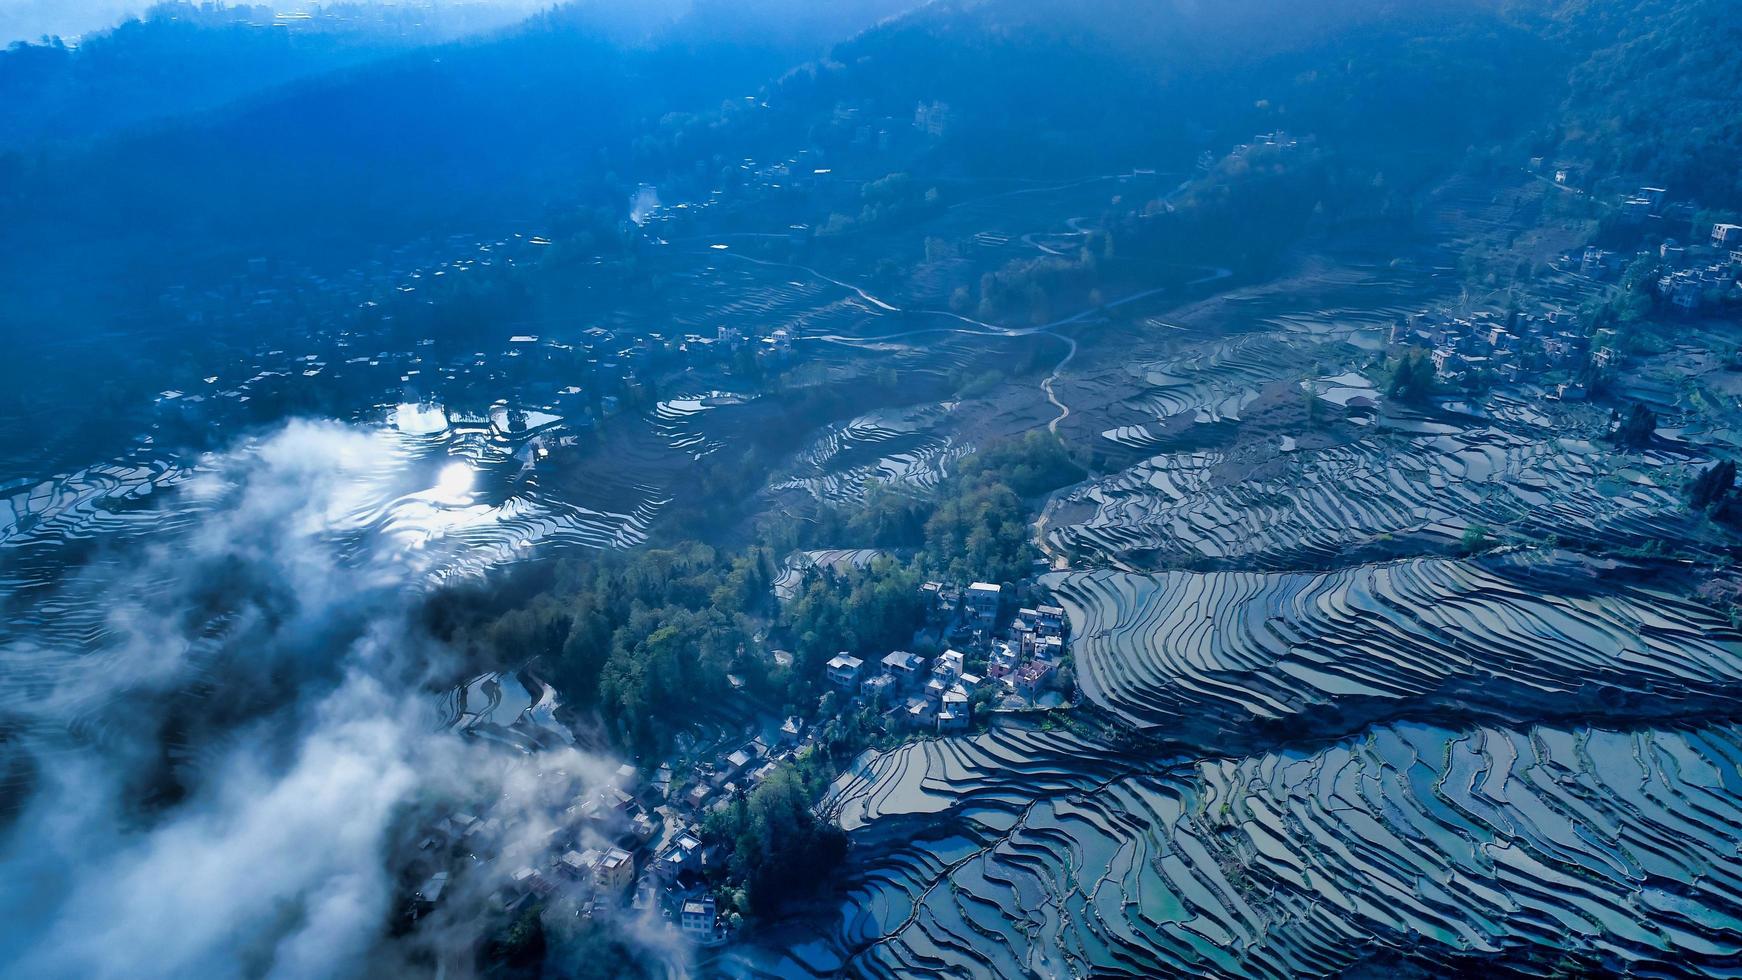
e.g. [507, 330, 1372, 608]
[0, 2, 529, 150]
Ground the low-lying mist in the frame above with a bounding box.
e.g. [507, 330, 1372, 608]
[0, 420, 666, 978]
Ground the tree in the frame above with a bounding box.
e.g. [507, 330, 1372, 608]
[1460, 524, 1495, 554]
[480, 904, 546, 978]
[1689, 460, 1737, 510]
[702, 765, 848, 920]
[1612, 402, 1657, 449]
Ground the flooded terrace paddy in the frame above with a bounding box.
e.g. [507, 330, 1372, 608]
[741, 719, 1742, 978]
[1046, 555, 1742, 745]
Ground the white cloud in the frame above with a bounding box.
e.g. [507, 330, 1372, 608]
[0, 420, 656, 978]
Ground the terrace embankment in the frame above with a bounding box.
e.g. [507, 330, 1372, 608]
[1045, 554, 1742, 752]
[746, 718, 1742, 978]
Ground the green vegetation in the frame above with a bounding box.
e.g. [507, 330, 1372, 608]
[1386, 349, 1438, 405]
[976, 240, 1105, 324]
[779, 559, 924, 692]
[1689, 460, 1737, 511]
[1581, 256, 1662, 335]
[428, 542, 766, 757]
[480, 908, 653, 980]
[953, 431, 1087, 497]
[479, 904, 548, 979]
[1612, 402, 1658, 449]
[1554, 0, 1742, 209]
[433, 432, 1079, 760]
[702, 764, 849, 919]
[1460, 524, 1496, 555]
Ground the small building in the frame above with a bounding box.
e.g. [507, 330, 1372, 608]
[1670, 279, 1703, 313]
[561, 848, 601, 879]
[937, 691, 971, 732]
[862, 673, 896, 704]
[656, 831, 707, 883]
[721, 747, 756, 782]
[826, 653, 865, 691]
[966, 582, 1002, 619]
[414, 871, 450, 909]
[612, 763, 639, 790]
[882, 651, 926, 684]
[511, 867, 555, 898]
[594, 847, 635, 894]
[1015, 660, 1057, 699]
[681, 896, 718, 939]
[684, 783, 714, 811]
[905, 697, 934, 727]
[937, 649, 965, 678]
[1714, 223, 1742, 249]
[1035, 604, 1065, 635]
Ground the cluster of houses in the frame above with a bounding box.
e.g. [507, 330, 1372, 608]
[990, 602, 1068, 701]
[823, 580, 1073, 732]
[641, 715, 823, 944]
[1574, 181, 1742, 316]
[411, 763, 653, 917]
[1579, 236, 1742, 316]
[407, 754, 748, 948]
[828, 645, 983, 732]
[1390, 307, 1605, 397]
[151, 176, 838, 448]
[1652, 224, 1742, 314]
[154, 256, 815, 450]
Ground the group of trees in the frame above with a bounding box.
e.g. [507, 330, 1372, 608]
[1689, 460, 1738, 512]
[1582, 256, 1662, 336]
[776, 435, 1081, 693]
[700, 764, 849, 920]
[1554, 0, 1742, 211]
[818, 171, 945, 237]
[1386, 349, 1438, 404]
[972, 238, 1109, 324]
[428, 542, 774, 757]
[1612, 402, 1659, 449]
[433, 427, 1087, 761]
[915, 433, 1083, 585]
[778, 559, 923, 695]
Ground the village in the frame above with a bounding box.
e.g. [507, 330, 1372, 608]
[1387, 174, 1742, 408]
[406, 571, 1072, 951]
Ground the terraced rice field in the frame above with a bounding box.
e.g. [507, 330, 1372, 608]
[1, 416, 664, 600]
[1100, 336, 1304, 451]
[1044, 558, 1742, 741]
[1049, 423, 1716, 570]
[666, 260, 888, 339]
[820, 726, 1156, 833]
[772, 549, 887, 603]
[774, 404, 968, 504]
[437, 670, 573, 752]
[651, 391, 753, 460]
[751, 719, 1742, 978]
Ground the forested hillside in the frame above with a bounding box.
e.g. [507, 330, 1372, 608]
[1550, 0, 1742, 207]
